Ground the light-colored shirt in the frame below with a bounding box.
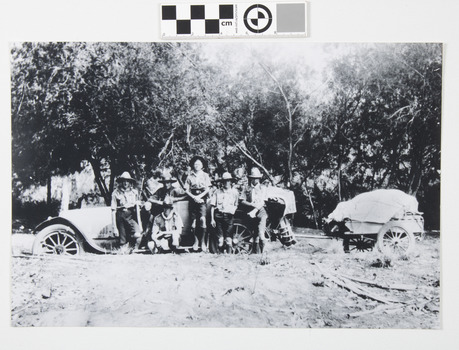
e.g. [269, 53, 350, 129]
[211, 188, 239, 215]
[111, 188, 139, 210]
[185, 171, 211, 191]
[241, 183, 266, 208]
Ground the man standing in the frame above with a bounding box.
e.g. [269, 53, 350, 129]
[111, 172, 142, 253]
[184, 156, 211, 252]
[240, 167, 268, 254]
[210, 172, 239, 253]
[145, 172, 186, 217]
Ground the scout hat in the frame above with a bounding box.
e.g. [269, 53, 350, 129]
[248, 167, 263, 179]
[218, 172, 236, 182]
[117, 172, 137, 183]
[158, 173, 177, 183]
[189, 155, 207, 169]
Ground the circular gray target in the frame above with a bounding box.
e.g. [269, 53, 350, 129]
[243, 4, 272, 33]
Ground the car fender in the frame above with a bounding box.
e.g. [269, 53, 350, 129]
[34, 216, 106, 253]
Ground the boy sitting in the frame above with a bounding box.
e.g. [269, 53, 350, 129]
[147, 197, 184, 254]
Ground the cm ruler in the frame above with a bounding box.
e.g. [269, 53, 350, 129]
[160, 2, 308, 39]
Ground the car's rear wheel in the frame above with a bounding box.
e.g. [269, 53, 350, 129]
[232, 223, 253, 254]
[32, 224, 84, 255]
[377, 223, 415, 255]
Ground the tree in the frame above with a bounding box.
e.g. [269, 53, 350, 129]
[11, 42, 212, 204]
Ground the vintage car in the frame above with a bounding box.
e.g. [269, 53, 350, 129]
[323, 189, 424, 255]
[32, 187, 297, 255]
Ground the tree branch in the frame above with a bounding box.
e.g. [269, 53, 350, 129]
[158, 129, 175, 159]
[218, 121, 276, 185]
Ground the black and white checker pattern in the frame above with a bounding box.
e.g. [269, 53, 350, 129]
[162, 4, 234, 35]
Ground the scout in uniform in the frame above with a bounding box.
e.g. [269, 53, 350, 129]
[111, 172, 142, 252]
[145, 173, 186, 217]
[210, 172, 239, 253]
[184, 156, 211, 252]
[147, 197, 184, 253]
[240, 167, 268, 254]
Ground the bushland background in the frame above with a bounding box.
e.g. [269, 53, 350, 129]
[11, 42, 441, 230]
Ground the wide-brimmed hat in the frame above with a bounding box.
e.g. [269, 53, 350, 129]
[217, 172, 236, 182]
[162, 197, 174, 208]
[117, 172, 137, 183]
[158, 174, 177, 183]
[189, 155, 207, 169]
[248, 167, 263, 179]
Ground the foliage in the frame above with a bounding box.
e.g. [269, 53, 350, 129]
[11, 43, 441, 228]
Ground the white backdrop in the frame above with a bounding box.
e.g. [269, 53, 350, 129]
[1, 1, 458, 349]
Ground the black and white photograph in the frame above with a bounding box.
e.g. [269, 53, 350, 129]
[10, 41, 441, 328]
[3, 1, 459, 350]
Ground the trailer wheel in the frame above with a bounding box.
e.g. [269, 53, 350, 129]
[347, 235, 375, 252]
[232, 223, 253, 254]
[377, 223, 415, 255]
[32, 224, 84, 255]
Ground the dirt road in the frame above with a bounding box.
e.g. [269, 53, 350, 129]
[11, 229, 440, 328]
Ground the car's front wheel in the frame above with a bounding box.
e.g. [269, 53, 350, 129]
[32, 224, 84, 255]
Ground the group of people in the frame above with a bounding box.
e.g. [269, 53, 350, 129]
[110, 155, 270, 255]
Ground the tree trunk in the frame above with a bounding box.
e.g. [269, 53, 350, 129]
[109, 159, 119, 198]
[303, 181, 319, 228]
[89, 157, 110, 205]
[408, 157, 423, 196]
[337, 126, 342, 202]
[47, 175, 52, 207]
[288, 108, 293, 188]
[60, 178, 70, 213]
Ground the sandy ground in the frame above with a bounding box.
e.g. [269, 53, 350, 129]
[10, 229, 440, 328]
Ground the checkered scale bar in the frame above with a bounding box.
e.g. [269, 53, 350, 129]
[161, 4, 236, 36]
[160, 2, 308, 38]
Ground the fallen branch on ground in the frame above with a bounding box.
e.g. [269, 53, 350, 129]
[295, 234, 333, 240]
[348, 304, 405, 318]
[313, 263, 404, 304]
[337, 273, 417, 291]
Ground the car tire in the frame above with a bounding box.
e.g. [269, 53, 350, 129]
[32, 224, 85, 255]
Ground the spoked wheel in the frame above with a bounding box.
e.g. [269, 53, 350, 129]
[377, 223, 415, 255]
[232, 223, 253, 254]
[32, 224, 84, 255]
[348, 235, 375, 252]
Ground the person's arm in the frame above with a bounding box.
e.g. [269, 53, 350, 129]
[210, 192, 217, 227]
[111, 192, 119, 235]
[194, 189, 210, 200]
[184, 176, 199, 202]
[149, 198, 164, 205]
[240, 191, 257, 209]
[148, 188, 165, 206]
[171, 188, 187, 202]
[228, 190, 239, 214]
[194, 173, 211, 200]
[210, 206, 216, 228]
[134, 189, 143, 231]
[151, 217, 160, 241]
